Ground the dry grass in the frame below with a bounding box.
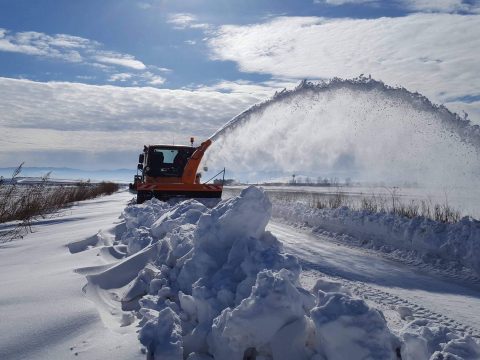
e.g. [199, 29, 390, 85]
[0, 165, 120, 242]
[236, 186, 462, 224]
[310, 191, 461, 223]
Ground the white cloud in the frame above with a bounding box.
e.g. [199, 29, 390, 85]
[147, 76, 166, 86]
[76, 75, 96, 80]
[0, 28, 151, 72]
[208, 14, 480, 122]
[108, 73, 133, 82]
[150, 66, 172, 73]
[142, 72, 166, 85]
[403, 0, 479, 13]
[315, 0, 480, 13]
[108, 72, 165, 86]
[46, 34, 93, 48]
[0, 29, 95, 62]
[0, 27, 171, 86]
[0, 77, 267, 168]
[94, 53, 146, 70]
[137, 2, 152, 10]
[167, 13, 210, 30]
[314, 0, 376, 4]
[191, 79, 298, 97]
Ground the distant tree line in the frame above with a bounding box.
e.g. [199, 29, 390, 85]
[289, 176, 353, 187]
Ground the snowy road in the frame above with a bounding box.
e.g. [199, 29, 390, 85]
[268, 221, 480, 337]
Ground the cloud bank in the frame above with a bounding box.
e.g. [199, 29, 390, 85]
[208, 14, 480, 123]
[0, 28, 169, 86]
[0, 77, 268, 169]
[0, 28, 144, 69]
[315, 0, 480, 13]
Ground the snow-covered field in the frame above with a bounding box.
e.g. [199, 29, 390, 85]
[1, 187, 479, 360]
[225, 185, 480, 220]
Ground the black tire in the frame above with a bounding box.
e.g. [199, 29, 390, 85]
[136, 190, 151, 204]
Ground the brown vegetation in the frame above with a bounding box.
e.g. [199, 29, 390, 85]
[0, 165, 120, 242]
[304, 190, 460, 223]
[224, 187, 462, 224]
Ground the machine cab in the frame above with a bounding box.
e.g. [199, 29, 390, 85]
[135, 139, 223, 203]
[140, 145, 196, 179]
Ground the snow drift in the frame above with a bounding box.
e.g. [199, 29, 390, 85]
[206, 77, 480, 189]
[83, 187, 479, 359]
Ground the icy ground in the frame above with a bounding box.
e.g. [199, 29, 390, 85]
[0, 187, 479, 359]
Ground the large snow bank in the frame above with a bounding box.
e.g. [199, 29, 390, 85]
[86, 187, 478, 359]
[273, 201, 480, 276]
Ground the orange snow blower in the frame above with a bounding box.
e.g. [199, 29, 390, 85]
[135, 138, 224, 203]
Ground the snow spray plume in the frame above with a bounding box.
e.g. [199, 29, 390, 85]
[206, 77, 480, 187]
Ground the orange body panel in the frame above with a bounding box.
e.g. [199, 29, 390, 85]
[180, 139, 212, 184]
[137, 182, 222, 192]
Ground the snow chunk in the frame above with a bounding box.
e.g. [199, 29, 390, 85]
[438, 336, 480, 359]
[209, 269, 309, 360]
[401, 319, 480, 360]
[151, 199, 207, 239]
[311, 292, 400, 360]
[313, 278, 350, 295]
[139, 307, 183, 360]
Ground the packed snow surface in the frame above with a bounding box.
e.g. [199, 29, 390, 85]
[0, 191, 142, 360]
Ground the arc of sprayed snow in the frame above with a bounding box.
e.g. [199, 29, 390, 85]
[208, 76, 480, 149]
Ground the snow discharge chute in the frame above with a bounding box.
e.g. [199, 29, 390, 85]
[205, 77, 480, 188]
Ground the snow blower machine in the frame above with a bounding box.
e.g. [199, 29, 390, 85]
[135, 137, 224, 204]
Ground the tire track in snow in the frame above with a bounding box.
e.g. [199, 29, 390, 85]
[268, 222, 480, 339]
[298, 259, 480, 339]
[342, 275, 480, 339]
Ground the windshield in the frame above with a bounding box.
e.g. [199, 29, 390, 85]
[146, 147, 195, 177]
[153, 148, 178, 164]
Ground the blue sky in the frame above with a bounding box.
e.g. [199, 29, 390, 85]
[0, 0, 479, 172]
[0, 0, 410, 88]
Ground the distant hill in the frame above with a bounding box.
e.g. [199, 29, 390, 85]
[0, 167, 136, 183]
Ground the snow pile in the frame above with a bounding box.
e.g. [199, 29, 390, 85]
[401, 319, 480, 360]
[120, 198, 171, 255]
[107, 187, 402, 359]
[273, 201, 480, 276]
